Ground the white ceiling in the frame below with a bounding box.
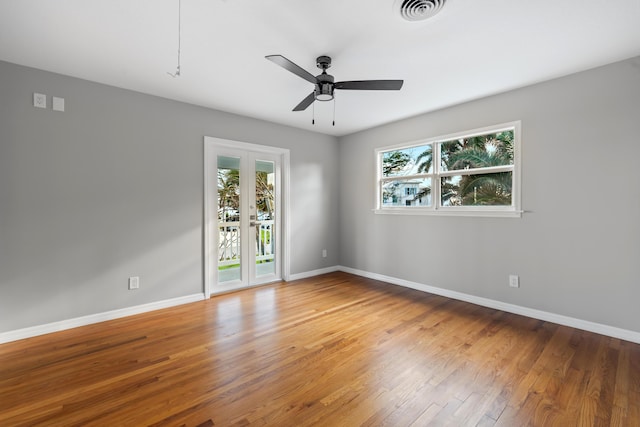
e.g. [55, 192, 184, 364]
[1, 0, 639, 136]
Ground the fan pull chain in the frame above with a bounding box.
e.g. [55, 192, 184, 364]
[333, 97, 336, 126]
[312, 100, 315, 125]
[167, 0, 182, 78]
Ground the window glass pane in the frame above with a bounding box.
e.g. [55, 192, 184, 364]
[382, 144, 432, 177]
[440, 130, 514, 172]
[441, 172, 513, 206]
[382, 178, 431, 207]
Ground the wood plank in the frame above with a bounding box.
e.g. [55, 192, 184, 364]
[0, 272, 638, 426]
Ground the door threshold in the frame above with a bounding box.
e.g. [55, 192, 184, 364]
[210, 279, 284, 297]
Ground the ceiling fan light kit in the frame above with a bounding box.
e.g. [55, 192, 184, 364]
[315, 87, 334, 102]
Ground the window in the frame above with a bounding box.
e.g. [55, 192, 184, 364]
[375, 122, 521, 217]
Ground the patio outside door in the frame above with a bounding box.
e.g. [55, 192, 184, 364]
[204, 137, 287, 295]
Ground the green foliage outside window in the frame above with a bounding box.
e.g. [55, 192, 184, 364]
[380, 125, 518, 211]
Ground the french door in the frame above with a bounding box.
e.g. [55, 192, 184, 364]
[204, 137, 288, 296]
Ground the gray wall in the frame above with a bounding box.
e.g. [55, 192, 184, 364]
[338, 57, 640, 333]
[0, 61, 339, 332]
[3, 57, 639, 336]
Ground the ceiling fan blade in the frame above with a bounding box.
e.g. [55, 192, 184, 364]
[293, 92, 316, 111]
[335, 80, 404, 90]
[266, 55, 318, 85]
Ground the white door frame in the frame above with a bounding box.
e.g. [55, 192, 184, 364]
[204, 136, 290, 297]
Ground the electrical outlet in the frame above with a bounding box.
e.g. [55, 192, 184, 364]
[322, 249, 327, 258]
[128, 276, 140, 290]
[509, 275, 520, 288]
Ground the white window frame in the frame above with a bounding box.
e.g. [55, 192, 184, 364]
[374, 121, 522, 218]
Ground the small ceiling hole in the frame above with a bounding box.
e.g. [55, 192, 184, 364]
[396, 0, 446, 22]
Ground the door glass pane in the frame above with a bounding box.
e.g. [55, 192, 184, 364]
[255, 160, 275, 277]
[218, 156, 241, 282]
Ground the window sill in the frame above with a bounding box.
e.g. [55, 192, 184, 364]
[373, 208, 523, 218]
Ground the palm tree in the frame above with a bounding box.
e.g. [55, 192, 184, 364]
[255, 170, 275, 220]
[416, 147, 433, 174]
[218, 168, 240, 221]
[217, 168, 241, 264]
[457, 172, 512, 205]
[386, 130, 515, 206]
[443, 132, 514, 206]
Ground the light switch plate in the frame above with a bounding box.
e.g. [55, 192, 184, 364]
[33, 93, 46, 109]
[52, 96, 65, 112]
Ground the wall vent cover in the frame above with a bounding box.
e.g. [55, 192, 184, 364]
[395, 0, 446, 22]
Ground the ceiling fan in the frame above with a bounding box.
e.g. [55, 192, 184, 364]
[265, 55, 404, 112]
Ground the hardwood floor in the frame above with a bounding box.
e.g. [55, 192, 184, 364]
[1, 272, 639, 426]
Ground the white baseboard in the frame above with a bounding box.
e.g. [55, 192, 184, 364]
[338, 266, 640, 345]
[287, 266, 340, 281]
[4, 268, 638, 346]
[0, 293, 205, 345]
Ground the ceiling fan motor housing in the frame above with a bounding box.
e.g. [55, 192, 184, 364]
[315, 71, 334, 101]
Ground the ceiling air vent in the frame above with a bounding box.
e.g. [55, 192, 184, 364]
[395, 0, 446, 22]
